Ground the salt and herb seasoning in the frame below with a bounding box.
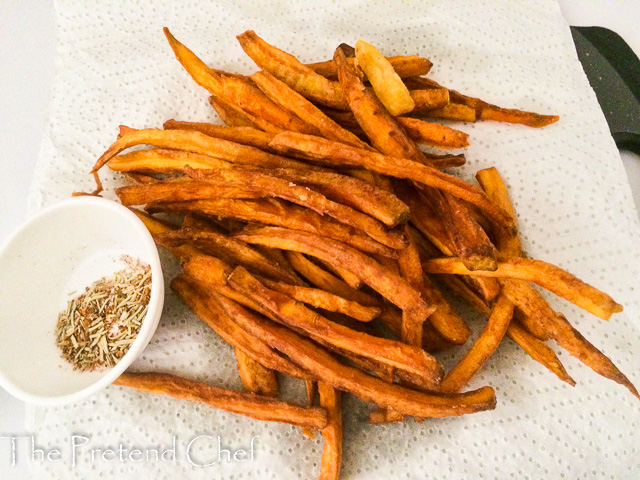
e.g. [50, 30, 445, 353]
[55, 256, 152, 371]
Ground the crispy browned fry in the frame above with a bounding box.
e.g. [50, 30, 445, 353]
[116, 179, 264, 206]
[316, 258, 363, 290]
[318, 382, 343, 480]
[160, 227, 303, 285]
[109, 148, 232, 174]
[251, 70, 371, 150]
[234, 227, 433, 321]
[408, 88, 450, 112]
[551, 313, 639, 400]
[500, 279, 554, 340]
[421, 103, 477, 122]
[423, 257, 623, 320]
[259, 278, 380, 322]
[173, 272, 310, 380]
[185, 167, 406, 249]
[235, 347, 279, 397]
[228, 267, 443, 385]
[397, 116, 469, 149]
[269, 131, 513, 230]
[500, 279, 637, 398]
[237, 30, 349, 110]
[266, 168, 409, 227]
[163, 28, 316, 134]
[397, 224, 427, 347]
[308, 55, 433, 80]
[506, 323, 575, 386]
[114, 372, 325, 429]
[208, 95, 258, 127]
[322, 109, 469, 154]
[440, 295, 514, 393]
[476, 167, 522, 258]
[410, 76, 559, 127]
[285, 252, 382, 306]
[164, 119, 276, 151]
[94, 126, 310, 175]
[355, 40, 415, 116]
[210, 288, 496, 418]
[146, 196, 397, 257]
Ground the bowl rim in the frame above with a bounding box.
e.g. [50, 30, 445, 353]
[0, 196, 164, 406]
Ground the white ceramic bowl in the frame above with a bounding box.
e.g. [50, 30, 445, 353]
[0, 196, 164, 406]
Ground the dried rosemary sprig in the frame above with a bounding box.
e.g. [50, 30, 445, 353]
[55, 256, 152, 371]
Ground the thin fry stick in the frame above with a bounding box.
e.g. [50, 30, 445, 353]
[114, 372, 325, 429]
[423, 257, 623, 320]
[506, 323, 575, 386]
[94, 126, 309, 174]
[163, 28, 317, 134]
[285, 252, 381, 306]
[259, 278, 380, 322]
[308, 55, 433, 80]
[318, 382, 343, 480]
[251, 70, 371, 150]
[237, 30, 349, 110]
[109, 148, 232, 174]
[163, 119, 276, 151]
[440, 295, 514, 393]
[208, 94, 258, 127]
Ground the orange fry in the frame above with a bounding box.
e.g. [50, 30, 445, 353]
[237, 30, 349, 110]
[251, 70, 371, 150]
[440, 295, 514, 393]
[259, 278, 381, 322]
[318, 382, 343, 480]
[308, 55, 433, 80]
[423, 257, 623, 320]
[114, 372, 325, 429]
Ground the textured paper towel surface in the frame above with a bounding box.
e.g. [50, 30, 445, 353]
[25, 0, 640, 478]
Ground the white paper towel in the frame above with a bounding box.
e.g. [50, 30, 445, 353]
[24, 0, 640, 478]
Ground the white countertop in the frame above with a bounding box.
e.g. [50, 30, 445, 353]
[1, 2, 639, 478]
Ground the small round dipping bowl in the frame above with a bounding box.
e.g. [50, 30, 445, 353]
[0, 196, 164, 406]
